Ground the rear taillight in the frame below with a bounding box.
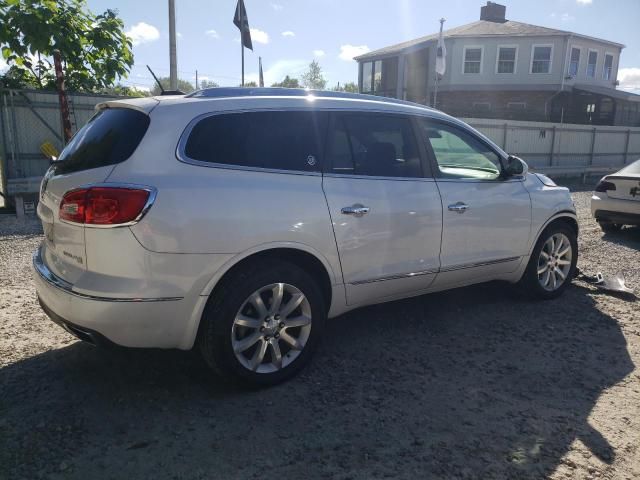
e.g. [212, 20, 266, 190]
[594, 179, 616, 193]
[59, 186, 152, 225]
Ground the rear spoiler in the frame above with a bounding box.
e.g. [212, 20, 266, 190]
[96, 97, 160, 115]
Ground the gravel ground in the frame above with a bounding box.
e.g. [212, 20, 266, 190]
[1, 190, 639, 480]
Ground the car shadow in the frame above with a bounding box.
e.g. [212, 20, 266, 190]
[602, 225, 640, 251]
[0, 282, 634, 479]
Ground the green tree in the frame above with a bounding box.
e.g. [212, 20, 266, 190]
[199, 79, 219, 89]
[150, 77, 195, 95]
[101, 84, 150, 97]
[271, 75, 300, 88]
[0, 0, 133, 91]
[331, 81, 358, 93]
[240, 80, 258, 87]
[300, 60, 326, 90]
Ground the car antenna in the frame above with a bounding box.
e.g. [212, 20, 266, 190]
[146, 65, 185, 96]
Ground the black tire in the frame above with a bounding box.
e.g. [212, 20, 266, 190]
[598, 221, 623, 233]
[198, 258, 326, 387]
[517, 223, 578, 300]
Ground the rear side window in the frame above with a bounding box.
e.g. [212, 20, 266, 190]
[52, 108, 150, 175]
[328, 114, 422, 178]
[183, 111, 328, 172]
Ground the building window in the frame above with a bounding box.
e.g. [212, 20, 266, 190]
[463, 47, 483, 74]
[603, 53, 614, 80]
[507, 102, 526, 110]
[496, 46, 517, 74]
[568, 47, 580, 76]
[362, 62, 372, 92]
[587, 50, 598, 77]
[373, 60, 382, 92]
[586, 104, 595, 113]
[531, 45, 552, 74]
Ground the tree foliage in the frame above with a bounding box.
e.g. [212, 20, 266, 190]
[199, 79, 219, 89]
[300, 60, 326, 90]
[332, 81, 358, 93]
[0, 0, 133, 91]
[271, 75, 300, 88]
[150, 77, 195, 96]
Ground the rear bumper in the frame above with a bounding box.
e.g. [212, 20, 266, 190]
[32, 246, 206, 349]
[591, 194, 640, 224]
[593, 209, 640, 226]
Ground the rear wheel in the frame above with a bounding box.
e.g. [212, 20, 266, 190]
[598, 221, 623, 233]
[198, 259, 326, 387]
[518, 223, 578, 299]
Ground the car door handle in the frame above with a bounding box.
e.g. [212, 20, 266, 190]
[341, 204, 370, 217]
[448, 202, 469, 213]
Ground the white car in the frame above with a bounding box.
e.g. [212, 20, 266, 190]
[591, 159, 640, 232]
[33, 88, 578, 386]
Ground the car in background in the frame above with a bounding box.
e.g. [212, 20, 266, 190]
[33, 88, 579, 387]
[591, 159, 640, 232]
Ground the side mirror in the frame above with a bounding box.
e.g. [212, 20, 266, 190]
[504, 155, 528, 177]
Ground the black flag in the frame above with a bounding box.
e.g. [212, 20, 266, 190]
[233, 0, 253, 50]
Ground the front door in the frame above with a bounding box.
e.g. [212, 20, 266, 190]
[322, 112, 442, 305]
[417, 118, 532, 288]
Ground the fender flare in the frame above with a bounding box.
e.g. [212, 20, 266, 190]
[198, 241, 341, 297]
[528, 210, 579, 256]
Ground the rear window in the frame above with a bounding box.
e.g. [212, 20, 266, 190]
[183, 111, 328, 172]
[52, 108, 150, 175]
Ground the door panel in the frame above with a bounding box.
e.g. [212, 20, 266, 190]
[323, 176, 442, 305]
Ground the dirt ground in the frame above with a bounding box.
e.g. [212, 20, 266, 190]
[1, 190, 639, 480]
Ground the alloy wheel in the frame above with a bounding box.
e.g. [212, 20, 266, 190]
[537, 233, 572, 291]
[231, 283, 312, 373]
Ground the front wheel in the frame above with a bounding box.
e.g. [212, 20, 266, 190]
[518, 224, 578, 299]
[198, 259, 326, 387]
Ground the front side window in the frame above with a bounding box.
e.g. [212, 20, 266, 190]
[587, 50, 598, 77]
[603, 54, 613, 80]
[362, 62, 373, 92]
[569, 47, 580, 76]
[183, 111, 327, 172]
[418, 119, 502, 180]
[463, 47, 482, 74]
[531, 46, 552, 74]
[497, 47, 516, 73]
[328, 114, 422, 178]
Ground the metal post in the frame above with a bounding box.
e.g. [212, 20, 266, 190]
[195, 69, 198, 90]
[623, 129, 631, 164]
[0, 87, 9, 203]
[589, 127, 597, 166]
[168, 0, 178, 91]
[433, 18, 444, 108]
[502, 123, 508, 149]
[240, 2, 245, 86]
[550, 125, 556, 166]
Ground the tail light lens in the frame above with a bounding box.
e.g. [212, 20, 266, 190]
[60, 186, 152, 225]
[594, 179, 616, 193]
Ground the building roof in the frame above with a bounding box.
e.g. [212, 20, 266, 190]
[574, 84, 640, 103]
[355, 19, 624, 61]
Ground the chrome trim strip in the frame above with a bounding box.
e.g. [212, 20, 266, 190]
[58, 182, 158, 229]
[350, 268, 439, 285]
[33, 248, 183, 302]
[439, 256, 520, 273]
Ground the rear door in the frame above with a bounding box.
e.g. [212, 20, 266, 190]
[38, 107, 150, 283]
[322, 112, 442, 305]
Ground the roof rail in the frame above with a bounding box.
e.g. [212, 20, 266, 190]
[186, 87, 431, 109]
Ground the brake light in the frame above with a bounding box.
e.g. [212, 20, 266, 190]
[59, 187, 151, 225]
[594, 179, 616, 193]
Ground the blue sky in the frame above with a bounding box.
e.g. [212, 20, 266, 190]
[82, 0, 639, 91]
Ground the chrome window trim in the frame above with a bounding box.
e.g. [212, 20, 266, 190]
[33, 247, 183, 302]
[323, 173, 437, 182]
[58, 182, 157, 229]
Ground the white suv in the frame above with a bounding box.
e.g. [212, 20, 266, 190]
[33, 88, 578, 386]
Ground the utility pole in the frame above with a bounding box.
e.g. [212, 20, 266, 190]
[433, 18, 445, 109]
[168, 0, 178, 91]
[195, 70, 198, 90]
[240, 3, 245, 86]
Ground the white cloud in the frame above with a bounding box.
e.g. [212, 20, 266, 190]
[205, 29, 219, 39]
[245, 59, 308, 86]
[0, 57, 7, 72]
[270, 3, 283, 11]
[339, 44, 370, 61]
[618, 67, 640, 93]
[576, 0, 592, 4]
[550, 12, 575, 22]
[313, 49, 326, 58]
[126, 22, 160, 46]
[250, 28, 269, 44]
[281, 31, 295, 37]
[177, 32, 182, 38]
